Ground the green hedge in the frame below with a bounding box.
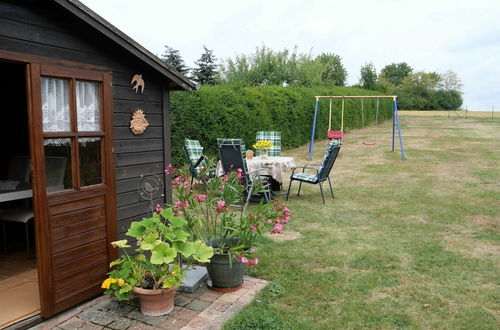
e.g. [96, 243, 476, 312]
[170, 85, 392, 165]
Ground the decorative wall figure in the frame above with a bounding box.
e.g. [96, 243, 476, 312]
[131, 74, 145, 94]
[130, 109, 149, 135]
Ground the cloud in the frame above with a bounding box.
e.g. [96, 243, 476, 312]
[80, 0, 499, 109]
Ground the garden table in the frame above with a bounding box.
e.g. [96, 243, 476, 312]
[245, 156, 295, 184]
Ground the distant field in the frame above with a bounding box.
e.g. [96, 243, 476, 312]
[400, 110, 496, 118]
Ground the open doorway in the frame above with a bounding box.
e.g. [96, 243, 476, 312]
[0, 61, 40, 328]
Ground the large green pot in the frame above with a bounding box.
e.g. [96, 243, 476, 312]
[206, 238, 247, 290]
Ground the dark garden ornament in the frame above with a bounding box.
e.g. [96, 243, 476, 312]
[130, 73, 145, 93]
[130, 109, 149, 134]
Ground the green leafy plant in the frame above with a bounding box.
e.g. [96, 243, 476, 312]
[166, 163, 290, 266]
[102, 207, 214, 300]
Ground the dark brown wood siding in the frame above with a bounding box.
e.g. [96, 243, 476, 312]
[0, 1, 171, 236]
[0, 1, 176, 316]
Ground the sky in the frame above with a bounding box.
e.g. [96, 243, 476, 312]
[80, 0, 499, 110]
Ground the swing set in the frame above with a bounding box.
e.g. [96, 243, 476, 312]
[309, 95, 406, 160]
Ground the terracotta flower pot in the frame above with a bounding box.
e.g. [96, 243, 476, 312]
[132, 286, 178, 316]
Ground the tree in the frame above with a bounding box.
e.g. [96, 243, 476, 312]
[161, 45, 189, 75]
[316, 53, 347, 86]
[359, 62, 377, 90]
[440, 70, 463, 92]
[380, 62, 413, 86]
[192, 46, 218, 85]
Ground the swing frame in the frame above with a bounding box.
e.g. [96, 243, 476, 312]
[361, 98, 379, 146]
[308, 95, 406, 160]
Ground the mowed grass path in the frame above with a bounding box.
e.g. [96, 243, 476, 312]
[224, 115, 499, 329]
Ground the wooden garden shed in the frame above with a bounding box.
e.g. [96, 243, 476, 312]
[0, 0, 194, 325]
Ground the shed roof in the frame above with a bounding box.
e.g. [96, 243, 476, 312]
[53, 0, 195, 92]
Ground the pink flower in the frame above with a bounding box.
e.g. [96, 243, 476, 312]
[216, 200, 226, 208]
[197, 195, 207, 203]
[183, 181, 190, 188]
[174, 176, 183, 185]
[283, 214, 290, 223]
[272, 223, 283, 234]
[250, 225, 257, 232]
[174, 200, 183, 208]
[240, 256, 249, 264]
[164, 164, 174, 174]
[236, 168, 244, 180]
[183, 200, 189, 208]
[155, 204, 163, 214]
[274, 217, 281, 223]
[250, 258, 259, 265]
[265, 219, 271, 224]
[173, 210, 179, 217]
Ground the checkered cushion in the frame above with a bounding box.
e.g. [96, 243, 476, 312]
[291, 172, 318, 183]
[318, 139, 340, 175]
[184, 139, 206, 175]
[255, 131, 281, 156]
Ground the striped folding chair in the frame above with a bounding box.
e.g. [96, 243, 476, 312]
[255, 131, 281, 156]
[286, 140, 341, 204]
[183, 139, 213, 184]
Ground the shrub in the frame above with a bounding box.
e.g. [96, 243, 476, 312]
[170, 85, 392, 164]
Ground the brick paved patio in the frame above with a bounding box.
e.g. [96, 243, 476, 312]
[31, 276, 268, 330]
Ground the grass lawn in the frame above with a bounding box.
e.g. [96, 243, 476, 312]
[223, 115, 499, 329]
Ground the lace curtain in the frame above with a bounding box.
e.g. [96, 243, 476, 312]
[76, 81, 101, 131]
[42, 78, 101, 145]
[41, 77, 70, 132]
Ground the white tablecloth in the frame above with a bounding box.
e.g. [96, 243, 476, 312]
[246, 156, 295, 183]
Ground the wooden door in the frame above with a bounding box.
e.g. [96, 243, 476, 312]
[27, 64, 116, 317]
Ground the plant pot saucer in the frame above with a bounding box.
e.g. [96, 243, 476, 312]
[206, 280, 242, 293]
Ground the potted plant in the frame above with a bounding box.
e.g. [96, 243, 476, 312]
[167, 163, 290, 291]
[102, 207, 214, 316]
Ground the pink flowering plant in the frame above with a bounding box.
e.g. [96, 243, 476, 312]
[165, 163, 291, 267]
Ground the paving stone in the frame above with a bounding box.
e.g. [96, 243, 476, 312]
[237, 294, 255, 305]
[179, 266, 208, 293]
[93, 299, 119, 312]
[206, 301, 230, 313]
[197, 308, 221, 321]
[185, 299, 211, 311]
[107, 317, 139, 330]
[126, 322, 158, 330]
[252, 282, 267, 290]
[217, 293, 239, 304]
[58, 316, 87, 330]
[80, 323, 104, 330]
[242, 281, 256, 289]
[127, 309, 170, 327]
[108, 302, 136, 316]
[175, 307, 200, 321]
[185, 316, 211, 329]
[174, 295, 194, 307]
[78, 309, 116, 326]
[197, 291, 222, 303]
[158, 317, 188, 329]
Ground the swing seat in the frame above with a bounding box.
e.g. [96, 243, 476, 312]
[362, 141, 376, 146]
[328, 130, 343, 140]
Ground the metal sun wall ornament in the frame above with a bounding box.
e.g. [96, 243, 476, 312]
[131, 73, 145, 94]
[137, 173, 164, 216]
[130, 109, 149, 135]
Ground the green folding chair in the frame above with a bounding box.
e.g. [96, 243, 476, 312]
[255, 131, 281, 156]
[286, 140, 341, 204]
[183, 139, 214, 184]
